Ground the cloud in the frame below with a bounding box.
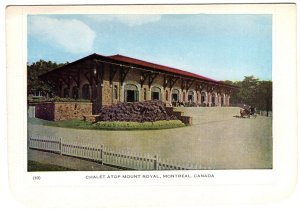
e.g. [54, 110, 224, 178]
[28, 16, 96, 54]
[88, 14, 162, 27]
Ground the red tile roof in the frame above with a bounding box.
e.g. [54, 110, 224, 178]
[106, 54, 219, 83]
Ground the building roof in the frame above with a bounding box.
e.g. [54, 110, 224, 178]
[107, 54, 219, 82]
[39, 53, 239, 89]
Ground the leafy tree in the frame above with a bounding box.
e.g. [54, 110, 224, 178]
[27, 60, 66, 97]
[255, 81, 272, 115]
[237, 76, 259, 105]
[223, 76, 272, 112]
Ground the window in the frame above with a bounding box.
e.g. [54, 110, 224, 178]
[125, 84, 139, 102]
[183, 92, 186, 102]
[166, 90, 169, 101]
[114, 85, 118, 100]
[151, 87, 161, 100]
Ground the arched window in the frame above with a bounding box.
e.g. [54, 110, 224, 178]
[124, 84, 139, 102]
[63, 87, 69, 98]
[82, 84, 90, 100]
[72, 86, 79, 99]
[151, 87, 161, 100]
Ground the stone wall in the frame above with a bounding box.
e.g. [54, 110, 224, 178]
[35, 102, 93, 121]
[165, 107, 192, 125]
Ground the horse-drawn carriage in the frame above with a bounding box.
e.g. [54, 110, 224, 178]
[240, 106, 257, 118]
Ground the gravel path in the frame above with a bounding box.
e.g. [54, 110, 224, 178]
[28, 107, 272, 169]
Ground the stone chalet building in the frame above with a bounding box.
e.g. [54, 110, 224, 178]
[39, 53, 238, 114]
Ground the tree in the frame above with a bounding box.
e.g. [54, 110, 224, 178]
[223, 76, 272, 112]
[255, 81, 272, 115]
[237, 76, 259, 105]
[27, 60, 66, 97]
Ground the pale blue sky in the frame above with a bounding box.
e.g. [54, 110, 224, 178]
[28, 14, 272, 81]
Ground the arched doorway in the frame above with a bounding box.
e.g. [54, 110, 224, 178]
[171, 89, 180, 102]
[63, 87, 69, 98]
[221, 94, 225, 106]
[151, 87, 161, 100]
[72, 86, 79, 99]
[188, 90, 194, 102]
[82, 84, 90, 100]
[124, 84, 139, 102]
[201, 92, 206, 104]
[211, 93, 216, 106]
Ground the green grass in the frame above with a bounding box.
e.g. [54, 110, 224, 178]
[28, 160, 75, 171]
[28, 118, 186, 130]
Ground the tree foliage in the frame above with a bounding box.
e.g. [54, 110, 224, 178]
[224, 76, 272, 112]
[27, 60, 66, 96]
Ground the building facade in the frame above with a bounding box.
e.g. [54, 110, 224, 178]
[39, 53, 238, 113]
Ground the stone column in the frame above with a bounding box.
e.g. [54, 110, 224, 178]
[120, 83, 124, 102]
[69, 86, 72, 98]
[78, 85, 82, 99]
[148, 86, 152, 100]
[227, 95, 231, 106]
[218, 94, 221, 107]
[88, 85, 92, 100]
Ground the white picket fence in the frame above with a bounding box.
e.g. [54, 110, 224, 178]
[28, 136, 200, 170]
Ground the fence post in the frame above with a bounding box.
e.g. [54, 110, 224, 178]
[154, 155, 158, 170]
[59, 137, 63, 155]
[100, 144, 104, 165]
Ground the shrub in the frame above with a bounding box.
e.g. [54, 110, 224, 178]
[97, 100, 178, 122]
[46, 96, 90, 103]
[93, 120, 185, 130]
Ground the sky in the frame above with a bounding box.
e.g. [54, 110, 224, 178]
[27, 14, 272, 81]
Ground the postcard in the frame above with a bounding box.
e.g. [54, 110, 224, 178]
[6, 4, 297, 207]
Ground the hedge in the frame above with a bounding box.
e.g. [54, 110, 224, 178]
[29, 118, 185, 130]
[93, 120, 185, 130]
